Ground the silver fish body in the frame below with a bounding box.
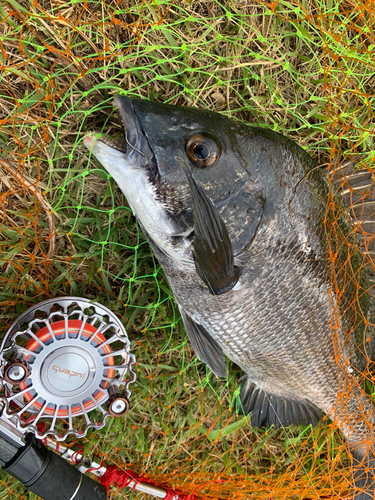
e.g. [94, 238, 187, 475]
[84, 96, 375, 498]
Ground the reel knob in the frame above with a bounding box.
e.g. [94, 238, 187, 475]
[3, 353, 29, 384]
[107, 385, 129, 416]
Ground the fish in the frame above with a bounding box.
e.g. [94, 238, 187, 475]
[84, 95, 375, 499]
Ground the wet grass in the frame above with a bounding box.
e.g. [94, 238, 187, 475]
[0, 0, 374, 498]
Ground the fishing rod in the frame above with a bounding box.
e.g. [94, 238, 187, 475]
[0, 296, 189, 500]
[0, 296, 352, 500]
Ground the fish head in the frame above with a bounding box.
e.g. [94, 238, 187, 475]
[84, 96, 267, 269]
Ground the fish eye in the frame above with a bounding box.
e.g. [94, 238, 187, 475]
[186, 134, 220, 168]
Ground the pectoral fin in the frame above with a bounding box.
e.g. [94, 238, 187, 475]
[179, 308, 226, 378]
[175, 156, 240, 295]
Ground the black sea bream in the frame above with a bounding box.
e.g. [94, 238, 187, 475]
[84, 95, 375, 499]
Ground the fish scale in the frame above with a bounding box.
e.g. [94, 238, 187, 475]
[169, 249, 337, 412]
[84, 95, 375, 499]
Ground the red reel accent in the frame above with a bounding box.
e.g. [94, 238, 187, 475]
[20, 320, 114, 417]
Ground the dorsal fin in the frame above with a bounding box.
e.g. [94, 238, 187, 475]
[329, 157, 375, 254]
[351, 449, 375, 500]
[329, 157, 375, 277]
[329, 157, 375, 363]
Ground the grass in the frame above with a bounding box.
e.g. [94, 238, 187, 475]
[0, 0, 374, 498]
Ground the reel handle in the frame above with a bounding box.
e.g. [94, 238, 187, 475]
[0, 433, 107, 500]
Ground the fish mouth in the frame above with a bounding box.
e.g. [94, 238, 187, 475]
[84, 95, 189, 223]
[98, 95, 154, 167]
[111, 96, 188, 216]
[110, 95, 141, 154]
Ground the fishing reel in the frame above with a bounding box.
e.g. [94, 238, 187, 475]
[0, 297, 136, 500]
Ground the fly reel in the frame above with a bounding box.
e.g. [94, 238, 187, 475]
[0, 297, 136, 441]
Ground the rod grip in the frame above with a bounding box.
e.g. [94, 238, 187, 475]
[3, 433, 107, 500]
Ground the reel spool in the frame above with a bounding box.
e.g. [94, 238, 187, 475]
[0, 297, 136, 441]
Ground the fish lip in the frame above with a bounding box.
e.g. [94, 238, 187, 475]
[113, 95, 140, 152]
[97, 95, 142, 154]
[111, 94, 158, 175]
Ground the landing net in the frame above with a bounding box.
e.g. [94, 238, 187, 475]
[0, 0, 374, 498]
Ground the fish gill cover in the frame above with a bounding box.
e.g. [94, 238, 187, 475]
[0, 0, 374, 498]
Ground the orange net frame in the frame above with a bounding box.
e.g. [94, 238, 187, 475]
[1, 0, 375, 498]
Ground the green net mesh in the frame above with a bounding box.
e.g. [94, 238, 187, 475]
[1, 0, 375, 498]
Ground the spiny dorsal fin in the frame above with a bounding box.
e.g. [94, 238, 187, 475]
[330, 157, 375, 290]
[236, 376, 324, 428]
[329, 157, 375, 242]
[351, 449, 375, 500]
